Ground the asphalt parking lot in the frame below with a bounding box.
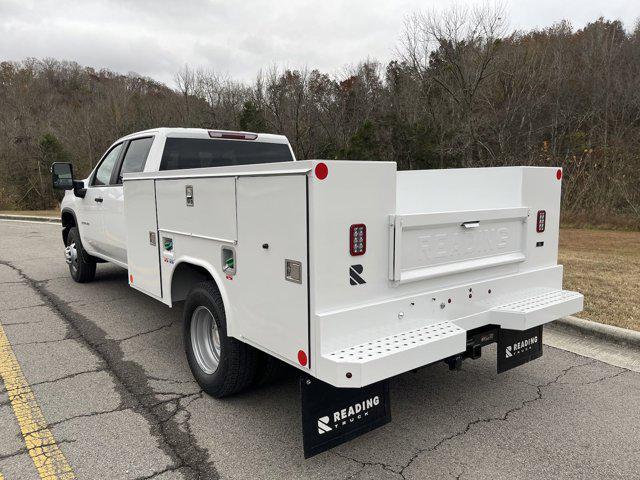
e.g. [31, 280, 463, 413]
[0, 220, 639, 480]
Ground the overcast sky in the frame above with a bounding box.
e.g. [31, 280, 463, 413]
[0, 0, 637, 86]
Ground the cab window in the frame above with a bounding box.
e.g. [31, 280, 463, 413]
[159, 138, 293, 171]
[116, 137, 154, 183]
[92, 143, 123, 186]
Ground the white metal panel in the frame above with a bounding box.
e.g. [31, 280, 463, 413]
[123, 179, 162, 298]
[396, 167, 523, 214]
[232, 175, 309, 366]
[77, 186, 105, 255]
[518, 167, 562, 271]
[155, 177, 237, 242]
[317, 265, 564, 356]
[100, 185, 127, 264]
[308, 161, 397, 312]
[391, 207, 528, 283]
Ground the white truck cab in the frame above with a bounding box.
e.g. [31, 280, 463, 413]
[59, 128, 295, 268]
[51, 127, 582, 458]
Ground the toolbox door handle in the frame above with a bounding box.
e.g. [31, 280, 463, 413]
[461, 221, 479, 229]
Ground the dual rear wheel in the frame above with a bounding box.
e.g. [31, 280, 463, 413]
[183, 281, 289, 397]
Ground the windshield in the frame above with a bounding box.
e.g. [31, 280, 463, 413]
[159, 138, 294, 171]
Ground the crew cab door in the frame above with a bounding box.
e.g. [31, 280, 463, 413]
[104, 136, 154, 264]
[80, 142, 124, 255]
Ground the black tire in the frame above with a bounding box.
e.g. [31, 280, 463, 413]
[183, 281, 257, 398]
[66, 226, 96, 283]
[253, 350, 291, 387]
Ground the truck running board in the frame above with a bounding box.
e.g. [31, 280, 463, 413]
[490, 289, 583, 330]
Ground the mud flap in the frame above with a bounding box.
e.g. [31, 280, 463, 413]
[300, 376, 391, 458]
[497, 325, 543, 374]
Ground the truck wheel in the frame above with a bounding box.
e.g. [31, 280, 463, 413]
[183, 281, 257, 397]
[65, 227, 96, 283]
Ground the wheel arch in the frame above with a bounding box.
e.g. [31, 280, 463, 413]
[60, 208, 77, 245]
[169, 258, 232, 330]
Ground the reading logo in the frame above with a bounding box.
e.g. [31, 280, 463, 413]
[506, 334, 538, 358]
[317, 416, 332, 434]
[316, 396, 380, 434]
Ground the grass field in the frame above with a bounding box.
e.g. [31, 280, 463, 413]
[1, 210, 637, 332]
[559, 228, 640, 331]
[0, 209, 59, 217]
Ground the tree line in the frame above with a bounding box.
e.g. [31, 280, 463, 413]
[0, 7, 638, 226]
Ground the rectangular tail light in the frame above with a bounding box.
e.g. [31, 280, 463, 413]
[350, 224, 366, 256]
[536, 210, 546, 233]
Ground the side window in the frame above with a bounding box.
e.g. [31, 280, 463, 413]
[116, 137, 154, 183]
[92, 143, 123, 186]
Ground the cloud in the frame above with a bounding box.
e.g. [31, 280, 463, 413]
[0, 0, 637, 87]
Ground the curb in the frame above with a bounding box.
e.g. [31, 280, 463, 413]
[0, 214, 61, 224]
[550, 316, 640, 349]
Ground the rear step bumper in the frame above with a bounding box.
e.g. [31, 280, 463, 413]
[319, 288, 583, 388]
[490, 290, 583, 330]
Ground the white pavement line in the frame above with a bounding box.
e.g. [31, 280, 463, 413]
[544, 326, 640, 373]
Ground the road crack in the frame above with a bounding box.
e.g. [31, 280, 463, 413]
[393, 360, 597, 478]
[29, 368, 106, 388]
[0, 260, 218, 480]
[112, 320, 178, 344]
[10, 336, 80, 347]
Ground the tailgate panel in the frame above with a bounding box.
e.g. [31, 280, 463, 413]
[391, 207, 528, 283]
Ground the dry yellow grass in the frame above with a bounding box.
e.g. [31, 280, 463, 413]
[559, 228, 640, 331]
[0, 209, 59, 217]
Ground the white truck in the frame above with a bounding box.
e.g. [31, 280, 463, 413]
[51, 127, 583, 457]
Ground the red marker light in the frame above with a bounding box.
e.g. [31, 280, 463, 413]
[129, 274, 133, 283]
[315, 163, 328, 180]
[556, 169, 562, 180]
[297, 350, 308, 366]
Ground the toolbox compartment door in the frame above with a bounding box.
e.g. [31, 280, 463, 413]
[124, 179, 162, 298]
[234, 174, 309, 366]
[390, 207, 528, 283]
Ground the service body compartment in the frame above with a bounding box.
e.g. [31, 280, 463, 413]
[308, 164, 582, 387]
[232, 174, 309, 365]
[124, 162, 582, 390]
[156, 177, 237, 242]
[123, 179, 162, 298]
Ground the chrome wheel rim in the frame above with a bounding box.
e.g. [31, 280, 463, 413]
[190, 306, 221, 374]
[65, 242, 78, 273]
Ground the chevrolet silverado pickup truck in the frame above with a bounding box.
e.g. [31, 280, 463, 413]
[51, 127, 583, 457]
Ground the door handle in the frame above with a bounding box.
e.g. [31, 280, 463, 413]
[94, 197, 103, 203]
[461, 221, 480, 229]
